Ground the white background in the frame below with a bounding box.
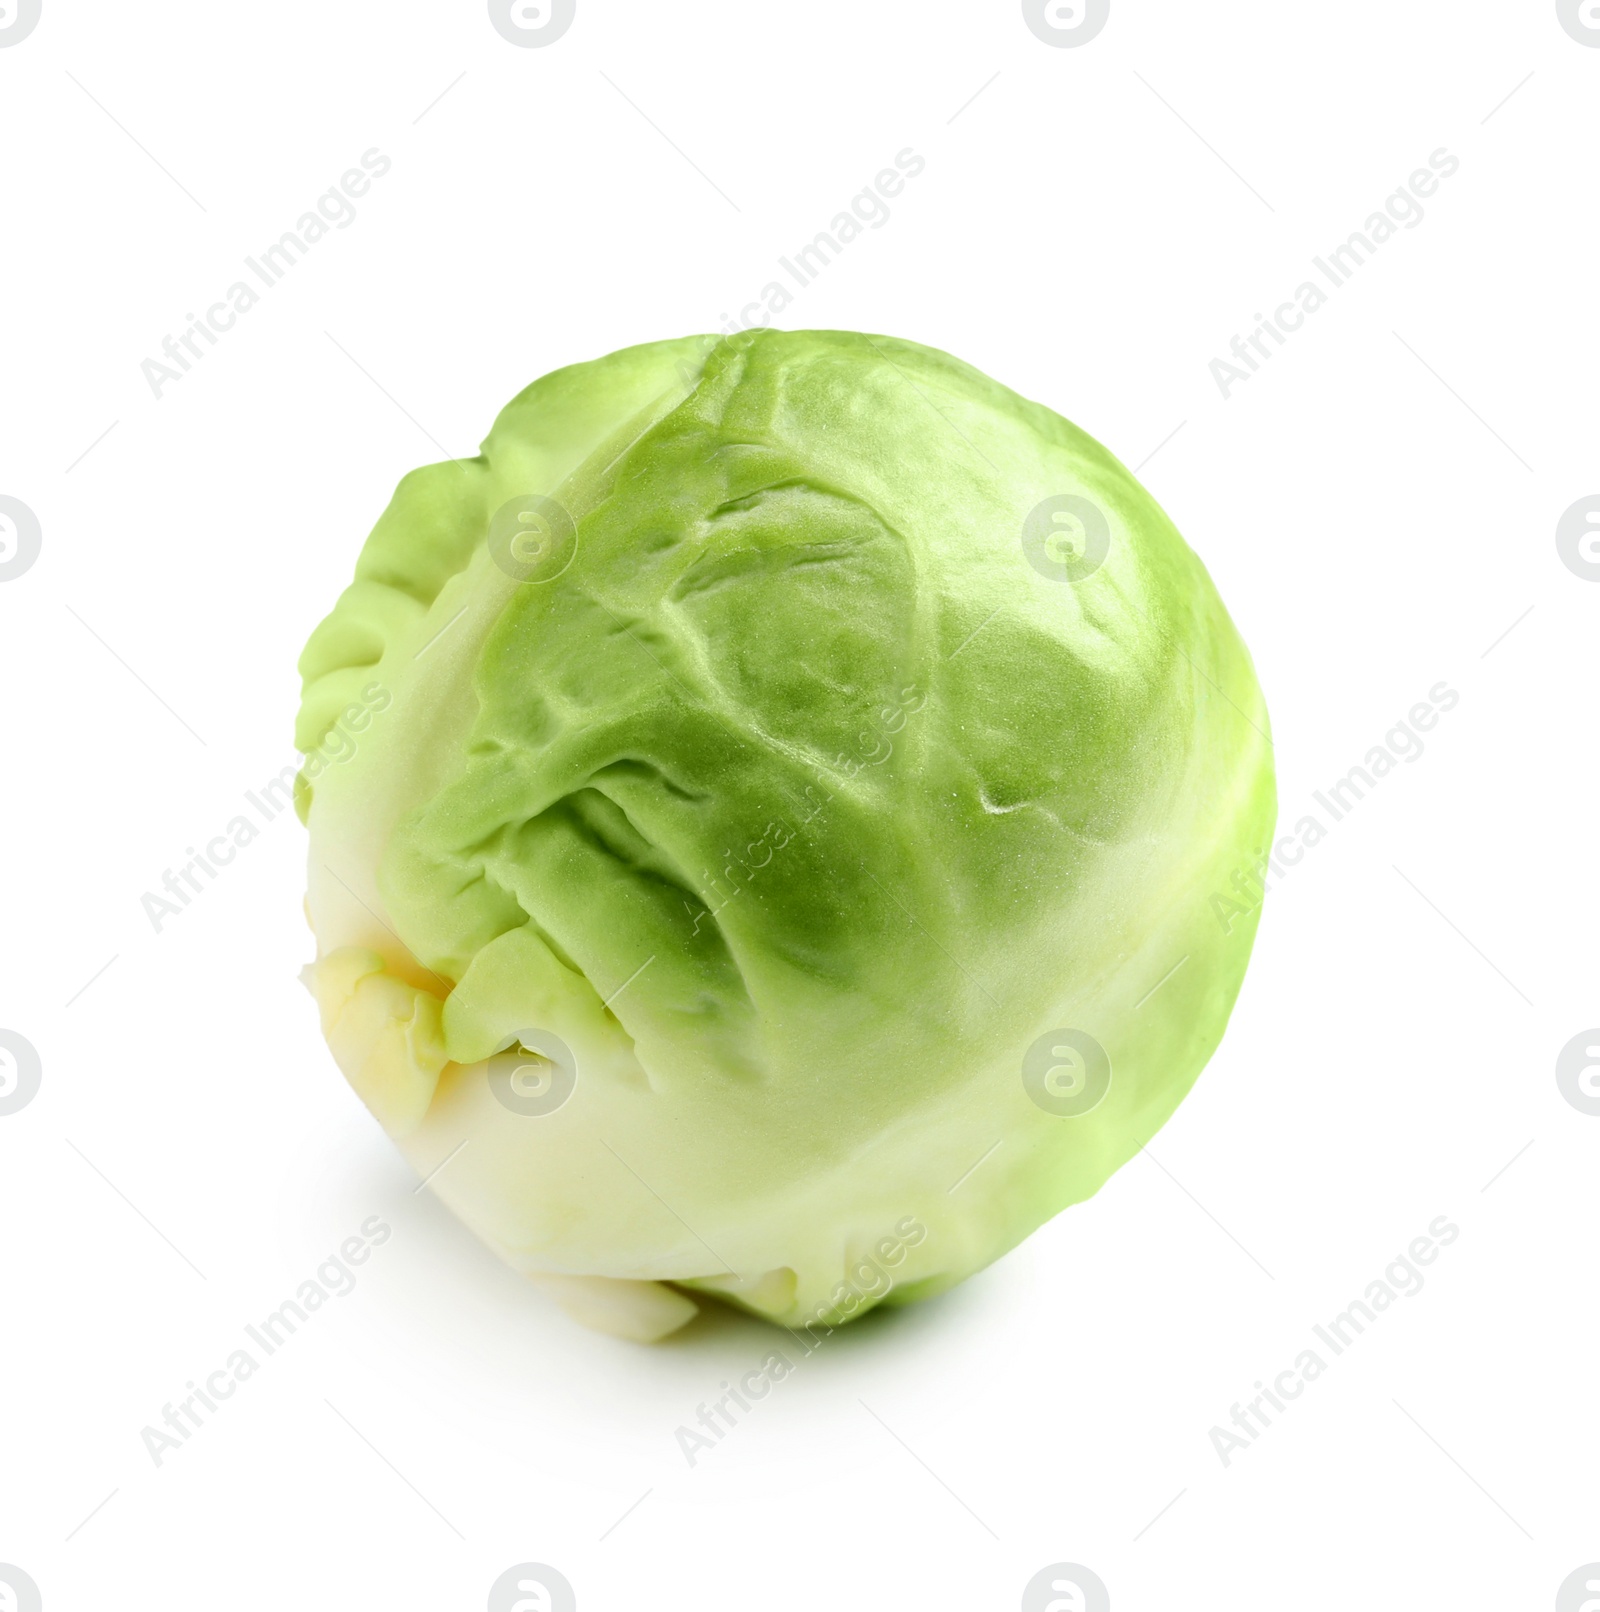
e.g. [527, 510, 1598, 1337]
[2, 2, 1597, 1608]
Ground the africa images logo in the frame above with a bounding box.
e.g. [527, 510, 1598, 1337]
[0, 0, 43, 47]
[0, 1031, 42, 1118]
[1022, 0, 1110, 48]
[0, 495, 42, 582]
[1556, 495, 1600, 581]
[1021, 1563, 1110, 1612]
[1556, 0, 1600, 45]
[487, 1563, 576, 1612]
[489, 0, 575, 48]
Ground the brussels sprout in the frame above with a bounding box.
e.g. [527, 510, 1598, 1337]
[297, 330, 1273, 1341]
